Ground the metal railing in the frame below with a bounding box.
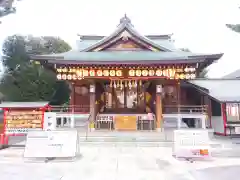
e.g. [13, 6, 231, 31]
[94, 120, 156, 131]
[49, 105, 207, 114]
[50, 105, 90, 113]
[163, 105, 207, 114]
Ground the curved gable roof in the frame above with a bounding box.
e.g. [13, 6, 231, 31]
[82, 15, 173, 52]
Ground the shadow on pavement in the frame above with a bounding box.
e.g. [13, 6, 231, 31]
[189, 165, 240, 180]
[165, 165, 240, 180]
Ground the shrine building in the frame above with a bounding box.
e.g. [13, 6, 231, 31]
[31, 15, 228, 133]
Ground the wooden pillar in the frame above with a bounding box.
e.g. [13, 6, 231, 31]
[208, 97, 212, 128]
[89, 83, 96, 129]
[177, 81, 181, 128]
[68, 82, 75, 128]
[156, 85, 163, 130]
[205, 95, 212, 128]
[221, 103, 227, 136]
[69, 82, 75, 112]
[177, 81, 181, 113]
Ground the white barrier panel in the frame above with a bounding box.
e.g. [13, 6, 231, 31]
[173, 129, 211, 159]
[24, 130, 78, 158]
[43, 112, 57, 131]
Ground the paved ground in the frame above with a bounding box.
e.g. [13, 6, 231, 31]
[0, 142, 240, 180]
[0, 144, 202, 180]
[2, 131, 240, 179]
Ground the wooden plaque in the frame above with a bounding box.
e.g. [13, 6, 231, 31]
[115, 115, 137, 131]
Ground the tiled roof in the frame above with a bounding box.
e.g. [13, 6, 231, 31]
[76, 38, 178, 51]
[81, 15, 173, 52]
[76, 40, 99, 51]
[188, 79, 240, 102]
[31, 51, 222, 65]
[222, 69, 240, 79]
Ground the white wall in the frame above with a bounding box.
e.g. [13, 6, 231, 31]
[211, 116, 224, 135]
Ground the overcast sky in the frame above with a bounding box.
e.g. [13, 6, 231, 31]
[0, 0, 240, 77]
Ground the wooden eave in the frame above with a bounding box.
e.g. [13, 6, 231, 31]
[78, 34, 173, 41]
[44, 57, 205, 65]
[195, 53, 224, 69]
[30, 53, 223, 66]
[186, 81, 222, 103]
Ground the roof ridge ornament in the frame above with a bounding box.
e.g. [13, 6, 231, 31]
[119, 14, 133, 27]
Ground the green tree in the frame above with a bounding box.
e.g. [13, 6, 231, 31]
[0, 0, 17, 22]
[226, 7, 240, 33]
[2, 35, 28, 71]
[0, 35, 71, 104]
[0, 64, 56, 101]
[226, 24, 240, 33]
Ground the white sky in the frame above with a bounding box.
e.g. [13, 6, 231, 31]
[0, 0, 240, 77]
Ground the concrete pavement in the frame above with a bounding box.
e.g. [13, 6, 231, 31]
[2, 131, 240, 179]
[0, 143, 240, 180]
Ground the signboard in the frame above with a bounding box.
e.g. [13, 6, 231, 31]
[24, 130, 78, 158]
[156, 85, 162, 93]
[43, 112, 57, 131]
[5, 110, 43, 134]
[173, 129, 211, 159]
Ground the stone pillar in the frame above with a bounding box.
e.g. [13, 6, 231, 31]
[156, 85, 163, 131]
[89, 83, 96, 130]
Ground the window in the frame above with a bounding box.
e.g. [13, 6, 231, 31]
[226, 103, 240, 121]
[211, 99, 221, 116]
[163, 85, 177, 105]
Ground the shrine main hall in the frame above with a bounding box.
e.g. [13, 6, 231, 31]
[31, 15, 232, 133]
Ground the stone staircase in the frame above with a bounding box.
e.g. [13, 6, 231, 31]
[78, 130, 175, 142]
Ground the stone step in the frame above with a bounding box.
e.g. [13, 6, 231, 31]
[81, 137, 173, 142]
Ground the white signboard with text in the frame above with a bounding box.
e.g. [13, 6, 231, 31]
[43, 112, 57, 131]
[24, 130, 78, 158]
[173, 129, 211, 159]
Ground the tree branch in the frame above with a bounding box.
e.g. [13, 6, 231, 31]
[226, 24, 240, 33]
